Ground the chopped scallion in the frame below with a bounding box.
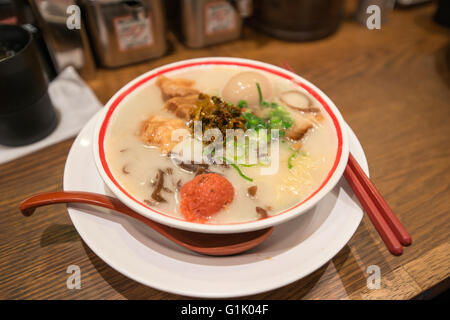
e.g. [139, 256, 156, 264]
[288, 150, 299, 169]
[256, 82, 263, 105]
[222, 157, 254, 182]
[238, 100, 248, 109]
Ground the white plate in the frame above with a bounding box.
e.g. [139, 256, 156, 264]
[63, 111, 368, 298]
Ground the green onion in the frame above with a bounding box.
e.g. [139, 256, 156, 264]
[242, 100, 293, 148]
[240, 163, 258, 167]
[238, 100, 248, 109]
[230, 163, 253, 182]
[288, 150, 307, 168]
[222, 157, 253, 182]
[288, 150, 299, 169]
[256, 82, 263, 105]
[244, 112, 268, 130]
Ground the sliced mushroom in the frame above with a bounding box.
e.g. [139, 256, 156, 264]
[286, 118, 314, 141]
[178, 161, 209, 173]
[122, 164, 130, 174]
[176, 179, 182, 191]
[151, 169, 167, 203]
[162, 187, 173, 193]
[144, 199, 157, 206]
[256, 206, 268, 219]
[280, 90, 320, 113]
[195, 167, 209, 176]
[247, 186, 258, 198]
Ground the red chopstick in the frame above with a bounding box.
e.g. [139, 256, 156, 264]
[280, 61, 411, 256]
[344, 162, 403, 256]
[348, 153, 412, 247]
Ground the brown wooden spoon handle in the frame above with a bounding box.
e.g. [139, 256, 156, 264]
[19, 191, 175, 239]
[19, 191, 202, 250]
[20, 191, 125, 216]
[20, 191, 274, 256]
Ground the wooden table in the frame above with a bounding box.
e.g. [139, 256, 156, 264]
[1, 3, 449, 300]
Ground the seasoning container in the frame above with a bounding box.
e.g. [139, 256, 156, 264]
[179, 0, 251, 48]
[82, 0, 167, 67]
[250, 0, 344, 41]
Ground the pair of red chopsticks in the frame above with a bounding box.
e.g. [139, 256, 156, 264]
[280, 61, 412, 256]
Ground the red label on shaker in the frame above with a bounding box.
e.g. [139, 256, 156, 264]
[204, 1, 238, 36]
[114, 14, 154, 51]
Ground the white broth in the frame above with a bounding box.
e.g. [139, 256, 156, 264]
[104, 66, 338, 224]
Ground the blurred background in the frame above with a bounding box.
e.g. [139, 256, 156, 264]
[0, 0, 448, 147]
[0, 1, 448, 89]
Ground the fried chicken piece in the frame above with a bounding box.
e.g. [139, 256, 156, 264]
[156, 75, 199, 101]
[164, 94, 199, 120]
[140, 116, 188, 153]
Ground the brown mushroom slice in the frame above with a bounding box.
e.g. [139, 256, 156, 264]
[151, 169, 167, 203]
[176, 179, 182, 191]
[162, 187, 173, 193]
[144, 199, 157, 206]
[247, 186, 257, 198]
[286, 117, 314, 141]
[177, 161, 209, 174]
[256, 206, 268, 219]
[280, 90, 320, 113]
[195, 167, 209, 176]
[122, 164, 130, 174]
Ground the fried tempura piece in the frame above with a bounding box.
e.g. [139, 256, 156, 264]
[156, 75, 199, 101]
[140, 116, 188, 153]
[164, 94, 199, 120]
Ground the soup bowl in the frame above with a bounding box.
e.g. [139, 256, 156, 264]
[93, 57, 349, 234]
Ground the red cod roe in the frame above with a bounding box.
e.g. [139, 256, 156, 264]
[180, 173, 234, 222]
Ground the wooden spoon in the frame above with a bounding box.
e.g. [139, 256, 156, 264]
[20, 191, 273, 256]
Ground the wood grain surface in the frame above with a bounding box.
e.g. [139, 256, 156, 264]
[1, 3, 449, 299]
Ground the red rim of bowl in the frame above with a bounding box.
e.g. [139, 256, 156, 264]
[96, 59, 345, 229]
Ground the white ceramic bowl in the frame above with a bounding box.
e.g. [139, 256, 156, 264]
[93, 57, 349, 234]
